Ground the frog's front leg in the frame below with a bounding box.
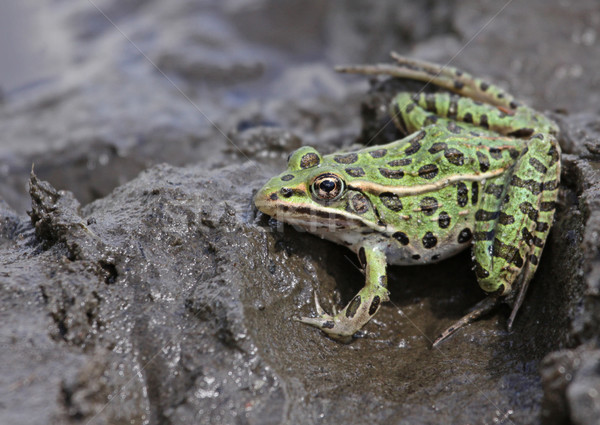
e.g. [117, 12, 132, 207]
[297, 243, 389, 343]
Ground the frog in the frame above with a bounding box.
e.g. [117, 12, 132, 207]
[254, 52, 560, 345]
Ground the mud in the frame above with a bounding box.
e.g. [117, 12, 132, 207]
[1, 1, 599, 424]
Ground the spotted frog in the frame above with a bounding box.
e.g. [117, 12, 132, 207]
[254, 53, 560, 344]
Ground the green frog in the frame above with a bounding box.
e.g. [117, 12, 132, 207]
[254, 53, 560, 345]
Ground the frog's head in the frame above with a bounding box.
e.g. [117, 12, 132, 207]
[255, 146, 378, 235]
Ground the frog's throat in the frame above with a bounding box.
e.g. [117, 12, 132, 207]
[348, 168, 505, 196]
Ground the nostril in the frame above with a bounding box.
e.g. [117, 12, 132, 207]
[281, 188, 293, 198]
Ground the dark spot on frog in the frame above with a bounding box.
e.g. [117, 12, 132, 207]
[388, 158, 412, 167]
[412, 254, 421, 260]
[479, 114, 489, 129]
[351, 193, 370, 214]
[380, 192, 403, 212]
[405, 131, 426, 155]
[457, 182, 468, 207]
[445, 148, 464, 166]
[497, 93, 505, 99]
[438, 211, 451, 229]
[345, 295, 362, 319]
[480, 81, 489, 91]
[463, 112, 473, 123]
[322, 321, 335, 329]
[424, 94, 437, 113]
[369, 149, 387, 158]
[334, 153, 359, 164]
[473, 230, 495, 241]
[509, 100, 520, 109]
[491, 238, 524, 268]
[432, 254, 440, 261]
[300, 152, 320, 169]
[345, 167, 365, 177]
[269, 192, 278, 201]
[548, 145, 560, 166]
[508, 128, 534, 138]
[369, 296, 381, 315]
[420, 196, 439, 216]
[425, 115, 438, 125]
[474, 261, 490, 279]
[475, 209, 500, 221]
[529, 254, 539, 265]
[528, 157, 548, 174]
[457, 228, 473, 243]
[378, 275, 387, 288]
[393, 231, 409, 245]
[499, 212, 515, 225]
[379, 168, 404, 179]
[422, 232, 438, 249]
[281, 174, 295, 181]
[489, 148, 502, 160]
[418, 164, 439, 180]
[454, 80, 465, 90]
[428, 142, 448, 155]
[476, 151, 490, 172]
[540, 201, 557, 211]
[472, 182, 479, 205]
[358, 247, 366, 267]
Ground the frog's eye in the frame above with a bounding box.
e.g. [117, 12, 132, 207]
[311, 173, 346, 202]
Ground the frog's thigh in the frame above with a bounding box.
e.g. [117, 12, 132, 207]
[331, 245, 390, 338]
[473, 133, 560, 294]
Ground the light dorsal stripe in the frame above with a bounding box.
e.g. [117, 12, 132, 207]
[348, 169, 505, 197]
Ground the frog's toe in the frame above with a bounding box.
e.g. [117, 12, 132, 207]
[312, 292, 326, 316]
[296, 315, 335, 329]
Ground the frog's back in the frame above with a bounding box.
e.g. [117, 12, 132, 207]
[324, 126, 521, 265]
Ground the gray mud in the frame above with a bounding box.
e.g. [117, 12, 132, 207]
[1, 1, 600, 424]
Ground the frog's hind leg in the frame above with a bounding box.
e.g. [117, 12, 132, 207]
[296, 244, 389, 343]
[389, 91, 527, 136]
[337, 51, 519, 110]
[338, 52, 559, 137]
[473, 133, 560, 326]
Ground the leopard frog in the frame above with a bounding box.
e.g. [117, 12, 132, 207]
[254, 53, 560, 344]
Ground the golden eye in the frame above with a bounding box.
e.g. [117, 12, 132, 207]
[311, 173, 345, 202]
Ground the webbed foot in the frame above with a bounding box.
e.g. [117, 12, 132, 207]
[295, 292, 355, 343]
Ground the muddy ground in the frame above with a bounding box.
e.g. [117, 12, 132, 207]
[1, 1, 600, 424]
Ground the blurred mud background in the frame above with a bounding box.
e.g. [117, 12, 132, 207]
[1, 1, 599, 424]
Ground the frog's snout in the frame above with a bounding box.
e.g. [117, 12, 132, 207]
[254, 182, 278, 216]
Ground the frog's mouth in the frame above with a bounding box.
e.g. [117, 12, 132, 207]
[256, 191, 386, 234]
